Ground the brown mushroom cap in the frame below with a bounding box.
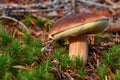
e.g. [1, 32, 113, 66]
[48, 13, 109, 40]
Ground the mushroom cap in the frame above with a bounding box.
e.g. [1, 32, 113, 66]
[48, 13, 109, 40]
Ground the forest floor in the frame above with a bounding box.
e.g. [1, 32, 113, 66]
[0, 0, 120, 80]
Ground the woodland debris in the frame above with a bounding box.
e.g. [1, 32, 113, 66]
[0, 15, 30, 34]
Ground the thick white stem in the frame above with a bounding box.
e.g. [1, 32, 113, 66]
[69, 35, 88, 63]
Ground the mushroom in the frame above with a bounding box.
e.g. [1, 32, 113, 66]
[48, 13, 109, 63]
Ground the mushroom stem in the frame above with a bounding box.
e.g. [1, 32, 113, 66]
[69, 34, 88, 63]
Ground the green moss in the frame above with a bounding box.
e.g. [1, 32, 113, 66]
[25, 16, 32, 26]
[113, 71, 120, 80]
[36, 17, 42, 27]
[0, 30, 55, 79]
[11, 39, 21, 54]
[18, 59, 55, 80]
[0, 55, 14, 72]
[0, 23, 7, 37]
[74, 57, 85, 77]
[104, 45, 120, 70]
[0, 32, 12, 46]
[60, 54, 73, 69]
[2, 72, 13, 80]
[97, 66, 108, 79]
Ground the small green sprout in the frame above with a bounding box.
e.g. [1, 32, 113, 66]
[60, 54, 73, 69]
[104, 45, 120, 70]
[0, 55, 13, 72]
[18, 59, 55, 80]
[11, 39, 21, 55]
[3, 72, 12, 80]
[74, 57, 85, 77]
[113, 71, 120, 80]
[97, 66, 108, 79]
[36, 17, 42, 27]
[1, 32, 12, 46]
[25, 16, 32, 26]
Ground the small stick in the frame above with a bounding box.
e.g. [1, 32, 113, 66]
[77, 0, 120, 12]
[0, 15, 30, 34]
[105, 0, 116, 6]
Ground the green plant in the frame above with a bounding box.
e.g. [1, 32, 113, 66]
[1, 32, 12, 46]
[20, 47, 34, 63]
[22, 34, 42, 47]
[25, 16, 32, 26]
[0, 28, 57, 80]
[74, 57, 85, 77]
[113, 71, 120, 80]
[24, 38, 42, 55]
[13, 34, 42, 64]
[96, 33, 114, 42]
[60, 54, 73, 69]
[52, 47, 76, 73]
[18, 59, 55, 80]
[95, 33, 105, 41]
[104, 51, 113, 67]
[104, 45, 120, 70]
[36, 17, 42, 27]
[77, 68, 84, 78]
[36, 17, 46, 27]
[36, 17, 53, 31]
[0, 22, 7, 37]
[97, 66, 108, 79]
[3, 72, 13, 80]
[44, 21, 53, 32]
[53, 49, 65, 59]
[75, 56, 83, 68]
[36, 59, 55, 80]
[11, 39, 21, 55]
[18, 69, 35, 80]
[0, 55, 13, 72]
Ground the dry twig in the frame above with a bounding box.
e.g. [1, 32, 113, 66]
[77, 0, 120, 13]
[0, 15, 30, 34]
